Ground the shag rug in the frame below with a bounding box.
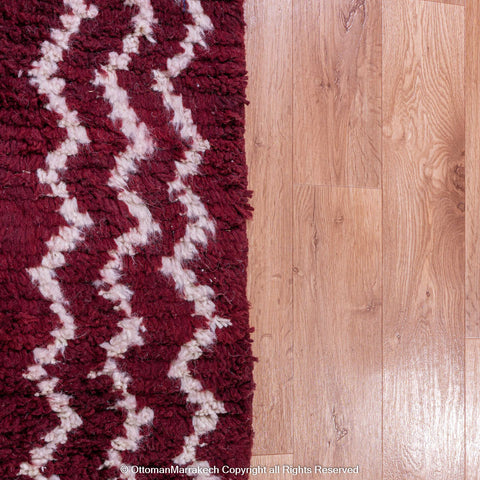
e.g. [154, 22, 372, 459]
[0, 1, 254, 479]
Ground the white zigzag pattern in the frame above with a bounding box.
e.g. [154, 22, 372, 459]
[19, 1, 98, 479]
[152, 1, 230, 478]
[21, 1, 229, 478]
[86, 1, 159, 478]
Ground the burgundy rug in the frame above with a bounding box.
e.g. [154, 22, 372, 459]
[0, 1, 254, 478]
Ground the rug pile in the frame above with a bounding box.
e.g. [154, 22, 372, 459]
[0, 0, 253, 478]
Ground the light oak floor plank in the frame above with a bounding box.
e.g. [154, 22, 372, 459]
[293, 0, 382, 188]
[382, 1, 465, 478]
[245, 0, 293, 456]
[424, 0, 464, 6]
[293, 185, 382, 479]
[466, 339, 480, 479]
[466, 0, 480, 336]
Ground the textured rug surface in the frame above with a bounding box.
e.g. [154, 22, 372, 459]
[0, 1, 253, 478]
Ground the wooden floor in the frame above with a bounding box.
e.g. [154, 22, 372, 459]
[245, 0, 478, 478]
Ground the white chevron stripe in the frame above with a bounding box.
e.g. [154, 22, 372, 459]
[86, 2, 158, 478]
[152, 2, 229, 478]
[19, 2, 98, 479]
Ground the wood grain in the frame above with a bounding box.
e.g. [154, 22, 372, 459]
[293, 185, 382, 478]
[466, 339, 480, 479]
[466, 0, 480, 336]
[425, 0, 464, 6]
[250, 455, 294, 480]
[293, 0, 382, 188]
[245, 0, 293, 456]
[382, 1, 465, 479]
